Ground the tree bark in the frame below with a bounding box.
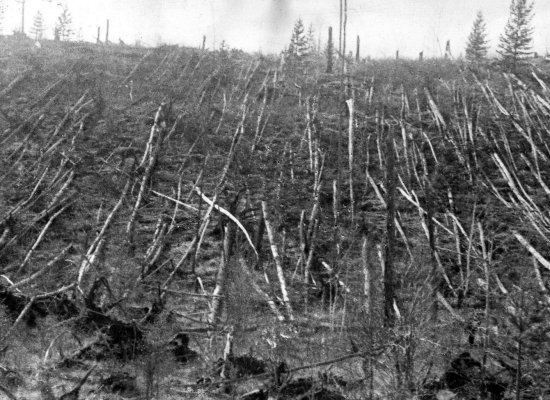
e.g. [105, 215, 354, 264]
[209, 223, 236, 325]
[384, 122, 396, 327]
[262, 201, 294, 321]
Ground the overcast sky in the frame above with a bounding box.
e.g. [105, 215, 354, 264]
[3, 0, 550, 58]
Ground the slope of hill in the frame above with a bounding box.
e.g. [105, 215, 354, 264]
[1, 36, 550, 399]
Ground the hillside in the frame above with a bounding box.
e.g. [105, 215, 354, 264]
[1, 36, 550, 400]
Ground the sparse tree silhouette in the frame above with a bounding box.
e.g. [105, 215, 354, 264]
[326, 26, 334, 73]
[15, 0, 25, 34]
[0, 0, 5, 33]
[465, 11, 489, 63]
[56, 4, 73, 41]
[288, 18, 308, 59]
[306, 23, 315, 54]
[30, 10, 45, 40]
[498, 0, 534, 70]
[76, 27, 83, 42]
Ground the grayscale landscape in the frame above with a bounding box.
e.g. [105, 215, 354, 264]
[0, 0, 549, 399]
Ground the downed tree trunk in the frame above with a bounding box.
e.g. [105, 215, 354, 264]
[262, 201, 294, 321]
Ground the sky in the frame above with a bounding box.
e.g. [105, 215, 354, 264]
[2, 0, 550, 59]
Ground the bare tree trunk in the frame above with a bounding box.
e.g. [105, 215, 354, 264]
[105, 19, 110, 44]
[238, 257, 285, 321]
[515, 288, 524, 400]
[21, 0, 25, 34]
[209, 223, 236, 325]
[479, 222, 492, 398]
[253, 209, 265, 271]
[262, 201, 294, 321]
[327, 27, 333, 73]
[426, 176, 439, 321]
[384, 122, 396, 327]
[347, 98, 355, 221]
[220, 326, 235, 393]
[362, 235, 374, 400]
[343, 0, 347, 73]
[336, 0, 344, 214]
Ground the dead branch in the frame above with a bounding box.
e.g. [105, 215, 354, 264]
[238, 257, 285, 321]
[148, 286, 222, 298]
[127, 104, 172, 252]
[513, 231, 550, 271]
[436, 291, 464, 323]
[58, 364, 96, 400]
[178, 348, 384, 389]
[12, 244, 73, 289]
[262, 201, 294, 321]
[0, 383, 17, 400]
[78, 178, 131, 288]
[194, 186, 258, 258]
[0, 194, 74, 258]
[152, 190, 199, 212]
[119, 50, 152, 87]
[0, 69, 31, 99]
[16, 205, 71, 273]
[0, 297, 36, 343]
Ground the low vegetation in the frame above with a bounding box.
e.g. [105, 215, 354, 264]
[1, 19, 550, 400]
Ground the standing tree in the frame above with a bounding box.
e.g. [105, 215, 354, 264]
[105, 19, 110, 44]
[497, 0, 535, 70]
[326, 26, 334, 73]
[15, 0, 25, 34]
[306, 23, 316, 55]
[466, 11, 488, 63]
[30, 10, 45, 41]
[288, 18, 308, 60]
[465, 12, 489, 63]
[56, 4, 73, 41]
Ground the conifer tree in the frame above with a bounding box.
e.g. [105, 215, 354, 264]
[326, 26, 334, 73]
[56, 4, 73, 41]
[288, 18, 308, 59]
[497, 0, 535, 70]
[465, 11, 489, 63]
[30, 10, 44, 41]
